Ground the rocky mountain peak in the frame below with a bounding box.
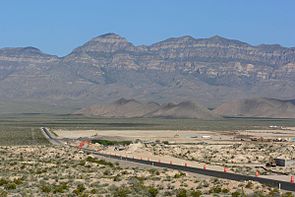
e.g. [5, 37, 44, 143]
[86, 33, 132, 48]
[69, 33, 135, 55]
[92, 33, 128, 42]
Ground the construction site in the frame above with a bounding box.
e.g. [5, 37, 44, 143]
[52, 127, 295, 185]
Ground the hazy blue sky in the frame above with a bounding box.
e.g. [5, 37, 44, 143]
[0, 0, 294, 56]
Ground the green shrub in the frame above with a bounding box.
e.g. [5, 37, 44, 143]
[176, 188, 187, 197]
[209, 186, 222, 193]
[128, 176, 145, 188]
[268, 189, 280, 197]
[77, 183, 86, 192]
[245, 181, 253, 188]
[52, 183, 68, 193]
[222, 188, 229, 193]
[79, 160, 86, 166]
[148, 186, 159, 197]
[13, 178, 23, 185]
[254, 191, 266, 197]
[91, 139, 131, 146]
[40, 184, 51, 193]
[73, 183, 86, 195]
[281, 192, 295, 197]
[113, 186, 130, 197]
[190, 190, 202, 197]
[0, 178, 8, 186]
[90, 188, 97, 194]
[4, 183, 16, 190]
[231, 191, 242, 197]
[148, 169, 160, 175]
[174, 172, 186, 178]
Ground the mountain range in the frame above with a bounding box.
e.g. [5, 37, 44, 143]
[214, 97, 295, 118]
[75, 98, 220, 120]
[0, 33, 295, 113]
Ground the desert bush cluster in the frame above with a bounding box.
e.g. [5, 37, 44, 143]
[0, 145, 292, 196]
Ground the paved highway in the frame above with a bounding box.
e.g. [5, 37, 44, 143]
[41, 127, 295, 192]
[41, 127, 62, 145]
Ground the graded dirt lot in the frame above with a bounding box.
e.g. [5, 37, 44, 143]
[54, 127, 295, 142]
[54, 129, 223, 142]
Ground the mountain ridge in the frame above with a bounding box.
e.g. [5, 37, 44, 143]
[0, 33, 295, 113]
[1, 33, 294, 57]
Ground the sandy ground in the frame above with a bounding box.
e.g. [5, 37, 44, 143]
[55, 129, 234, 143]
[101, 144, 228, 172]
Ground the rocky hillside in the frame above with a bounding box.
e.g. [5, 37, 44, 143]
[214, 98, 295, 118]
[0, 33, 295, 113]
